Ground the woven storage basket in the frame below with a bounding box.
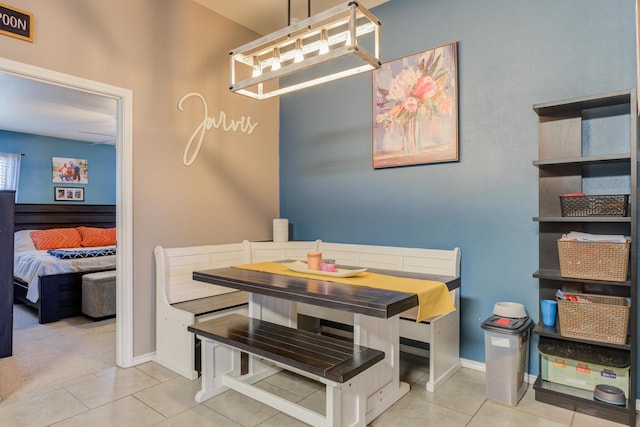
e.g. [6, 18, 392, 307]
[557, 293, 629, 345]
[557, 240, 630, 282]
[560, 195, 629, 217]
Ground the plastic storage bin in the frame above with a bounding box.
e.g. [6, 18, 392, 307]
[538, 337, 630, 396]
[540, 353, 630, 396]
[482, 314, 534, 406]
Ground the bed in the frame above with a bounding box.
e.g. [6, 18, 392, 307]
[13, 204, 116, 324]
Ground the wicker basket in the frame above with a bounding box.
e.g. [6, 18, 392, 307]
[557, 240, 630, 282]
[557, 293, 630, 345]
[560, 194, 629, 217]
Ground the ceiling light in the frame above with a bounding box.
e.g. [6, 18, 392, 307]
[271, 48, 282, 71]
[251, 56, 262, 77]
[293, 39, 304, 63]
[229, 1, 381, 100]
[319, 29, 330, 55]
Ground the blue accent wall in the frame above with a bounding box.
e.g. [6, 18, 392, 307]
[0, 130, 116, 204]
[279, 0, 636, 374]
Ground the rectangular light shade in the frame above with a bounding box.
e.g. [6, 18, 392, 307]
[229, 1, 381, 100]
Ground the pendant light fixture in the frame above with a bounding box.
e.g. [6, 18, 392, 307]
[229, 1, 381, 100]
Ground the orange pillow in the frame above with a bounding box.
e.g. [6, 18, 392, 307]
[78, 227, 116, 247]
[30, 228, 82, 250]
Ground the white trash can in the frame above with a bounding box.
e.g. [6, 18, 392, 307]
[481, 312, 533, 406]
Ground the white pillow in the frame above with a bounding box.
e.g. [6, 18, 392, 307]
[14, 229, 37, 252]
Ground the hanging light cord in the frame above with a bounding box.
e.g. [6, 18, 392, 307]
[287, 0, 311, 26]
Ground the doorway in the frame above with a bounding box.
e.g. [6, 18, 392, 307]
[0, 57, 134, 367]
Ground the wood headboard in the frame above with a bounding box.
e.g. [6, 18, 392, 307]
[14, 204, 116, 231]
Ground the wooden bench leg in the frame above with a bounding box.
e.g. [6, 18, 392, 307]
[195, 336, 280, 403]
[195, 336, 236, 403]
[327, 377, 367, 427]
[221, 363, 371, 427]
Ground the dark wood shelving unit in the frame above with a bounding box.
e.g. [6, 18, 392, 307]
[533, 323, 631, 351]
[532, 89, 638, 426]
[534, 269, 633, 287]
[0, 190, 15, 358]
[534, 377, 634, 424]
[535, 217, 632, 223]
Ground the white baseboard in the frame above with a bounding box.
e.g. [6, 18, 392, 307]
[120, 351, 155, 368]
[460, 357, 485, 372]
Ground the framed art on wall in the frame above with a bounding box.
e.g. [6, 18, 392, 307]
[52, 157, 88, 183]
[372, 42, 458, 169]
[54, 186, 84, 202]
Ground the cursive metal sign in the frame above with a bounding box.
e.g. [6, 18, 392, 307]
[177, 92, 259, 166]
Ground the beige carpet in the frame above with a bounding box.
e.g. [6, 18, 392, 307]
[0, 305, 116, 400]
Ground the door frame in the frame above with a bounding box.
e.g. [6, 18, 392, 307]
[0, 57, 134, 367]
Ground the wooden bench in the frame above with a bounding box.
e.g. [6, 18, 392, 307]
[155, 239, 460, 392]
[189, 313, 385, 427]
[154, 240, 320, 379]
[154, 243, 252, 379]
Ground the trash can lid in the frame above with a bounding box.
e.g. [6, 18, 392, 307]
[493, 302, 527, 318]
[481, 315, 533, 334]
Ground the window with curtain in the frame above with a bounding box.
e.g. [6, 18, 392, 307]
[0, 152, 21, 194]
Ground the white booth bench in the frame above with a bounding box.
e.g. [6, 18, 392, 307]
[155, 240, 461, 391]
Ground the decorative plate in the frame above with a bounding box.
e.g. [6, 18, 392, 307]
[281, 261, 367, 278]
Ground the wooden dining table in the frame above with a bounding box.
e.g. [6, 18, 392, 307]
[193, 263, 460, 424]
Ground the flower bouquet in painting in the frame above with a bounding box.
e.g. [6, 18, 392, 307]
[372, 42, 458, 168]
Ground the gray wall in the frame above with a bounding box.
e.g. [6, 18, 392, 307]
[0, 0, 280, 357]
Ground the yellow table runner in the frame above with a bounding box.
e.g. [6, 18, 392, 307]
[232, 262, 455, 322]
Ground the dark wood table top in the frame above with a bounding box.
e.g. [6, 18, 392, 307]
[193, 265, 460, 319]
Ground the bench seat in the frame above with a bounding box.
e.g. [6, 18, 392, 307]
[190, 313, 385, 426]
[189, 313, 384, 383]
[172, 292, 248, 316]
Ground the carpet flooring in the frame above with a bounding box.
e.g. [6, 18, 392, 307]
[0, 304, 116, 400]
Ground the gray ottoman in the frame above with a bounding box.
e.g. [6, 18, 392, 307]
[82, 270, 116, 318]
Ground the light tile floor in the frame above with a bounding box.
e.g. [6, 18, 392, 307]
[0, 353, 636, 427]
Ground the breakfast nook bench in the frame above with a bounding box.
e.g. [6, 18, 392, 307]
[155, 241, 316, 379]
[155, 240, 461, 392]
[154, 243, 253, 379]
[189, 313, 385, 426]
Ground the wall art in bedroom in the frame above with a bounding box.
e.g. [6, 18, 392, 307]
[372, 42, 459, 169]
[52, 157, 88, 184]
[54, 186, 84, 202]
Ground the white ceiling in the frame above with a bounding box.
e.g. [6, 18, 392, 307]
[195, 0, 388, 35]
[0, 0, 388, 145]
[0, 73, 118, 144]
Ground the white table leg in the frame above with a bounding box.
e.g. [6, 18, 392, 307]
[250, 294, 297, 327]
[354, 313, 409, 424]
[246, 294, 297, 376]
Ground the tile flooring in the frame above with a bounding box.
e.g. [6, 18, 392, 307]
[0, 353, 635, 427]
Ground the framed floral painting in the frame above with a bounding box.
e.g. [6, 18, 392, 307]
[372, 42, 458, 168]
